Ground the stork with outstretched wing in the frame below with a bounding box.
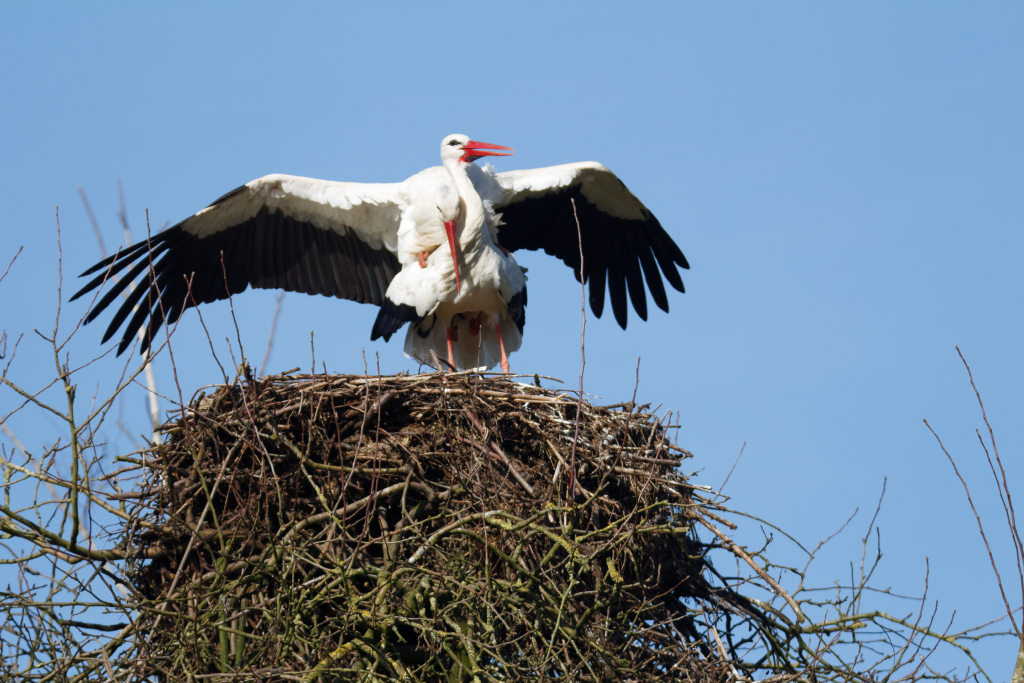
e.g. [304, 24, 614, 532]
[72, 134, 688, 371]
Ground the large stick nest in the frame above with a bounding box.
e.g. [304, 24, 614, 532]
[126, 370, 751, 682]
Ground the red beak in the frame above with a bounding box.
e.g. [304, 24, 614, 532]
[461, 140, 514, 163]
[444, 219, 461, 292]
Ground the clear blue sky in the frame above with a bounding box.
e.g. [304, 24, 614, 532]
[2, 3, 1021, 677]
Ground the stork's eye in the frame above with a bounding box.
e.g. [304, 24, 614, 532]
[448, 140, 461, 147]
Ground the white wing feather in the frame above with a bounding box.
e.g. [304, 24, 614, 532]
[477, 162, 648, 221]
[183, 174, 406, 253]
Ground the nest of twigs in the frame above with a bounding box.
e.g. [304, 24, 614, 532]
[125, 370, 761, 682]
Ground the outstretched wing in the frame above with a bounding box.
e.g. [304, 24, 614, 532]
[478, 162, 688, 329]
[71, 174, 405, 355]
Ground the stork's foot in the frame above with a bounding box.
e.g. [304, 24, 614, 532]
[494, 319, 510, 374]
[418, 251, 431, 268]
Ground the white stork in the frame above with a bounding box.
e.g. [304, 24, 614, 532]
[71, 134, 689, 370]
[371, 135, 527, 372]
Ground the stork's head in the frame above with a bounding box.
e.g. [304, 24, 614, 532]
[434, 184, 463, 291]
[440, 134, 514, 165]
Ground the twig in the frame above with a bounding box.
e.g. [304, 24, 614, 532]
[697, 516, 804, 622]
[0, 246, 23, 285]
[717, 441, 745, 499]
[259, 293, 285, 377]
[78, 187, 106, 257]
[924, 418, 1018, 635]
[569, 198, 586, 500]
[955, 345, 1023, 632]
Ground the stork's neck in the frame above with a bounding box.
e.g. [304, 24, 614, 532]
[443, 157, 489, 246]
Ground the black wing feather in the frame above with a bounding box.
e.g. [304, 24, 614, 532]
[84, 252, 159, 325]
[634, 229, 668, 313]
[497, 182, 686, 329]
[118, 280, 160, 355]
[370, 299, 421, 342]
[621, 230, 647, 323]
[302, 227, 327, 297]
[507, 284, 527, 335]
[225, 223, 252, 297]
[73, 205, 401, 355]
[606, 255, 629, 329]
[78, 238, 151, 278]
[100, 254, 168, 344]
[648, 227, 687, 292]
[587, 253, 608, 320]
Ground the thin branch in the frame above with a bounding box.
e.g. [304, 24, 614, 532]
[925, 417, 1019, 636]
[956, 345, 1024, 627]
[0, 246, 23, 285]
[717, 441, 746, 498]
[259, 292, 285, 377]
[569, 198, 585, 500]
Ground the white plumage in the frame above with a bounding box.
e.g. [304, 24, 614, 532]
[377, 135, 526, 372]
[72, 134, 689, 371]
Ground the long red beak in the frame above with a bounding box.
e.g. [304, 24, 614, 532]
[461, 140, 514, 163]
[444, 219, 461, 292]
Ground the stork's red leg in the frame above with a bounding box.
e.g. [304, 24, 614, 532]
[445, 326, 458, 371]
[418, 251, 431, 268]
[469, 313, 482, 336]
[495, 243, 509, 256]
[493, 319, 510, 374]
